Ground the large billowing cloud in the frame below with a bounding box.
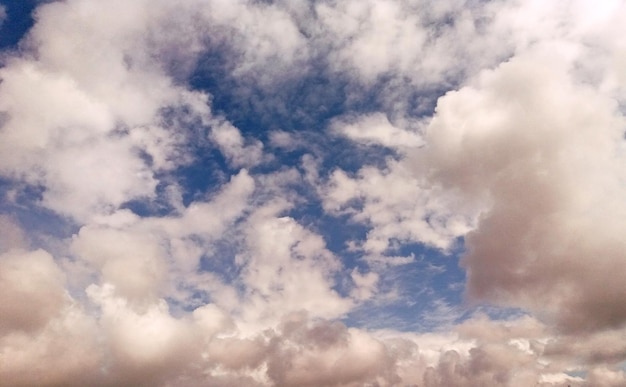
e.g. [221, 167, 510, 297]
[1, 0, 626, 385]
[424, 47, 626, 333]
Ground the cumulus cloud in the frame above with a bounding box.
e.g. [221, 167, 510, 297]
[2, 0, 626, 385]
[423, 46, 626, 333]
[0, 0, 214, 222]
[0, 249, 66, 333]
[234, 202, 353, 330]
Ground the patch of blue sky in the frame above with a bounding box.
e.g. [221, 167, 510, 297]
[119, 181, 178, 218]
[167, 284, 213, 317]
[291, 207, 368, 255]
[403, 239, 529, 328]
[0, 0, 37, 50]
[342, 241, 469, 332]
[198, 237, 244, 282]
[191, 52, 345, 128]
[0, 176, 44, 203]
[168, 233, 247, 315]
[188, 41, 446, 134]
[0, 177, 77, 244]
[344, 230, 535, 332]
[171, 149, 231, 206]
[117, 149, 229, 218]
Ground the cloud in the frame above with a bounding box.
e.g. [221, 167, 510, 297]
[331, 112, 423, 148]
[210, 121, 265, 168]
[322, 159, 475, 254]
[1, 0, 626, 385]
[237, 202, 353, 328]
[350, 268, 379, 300]
[86, 284, 199, 385]
[422, 46, 626, 333]
[265, 313, 400, 387]
[0, 215, 27, 252]
[0, 305, 101, 387]
[0, 0, 214, 222]
[0, 249, 66, 334]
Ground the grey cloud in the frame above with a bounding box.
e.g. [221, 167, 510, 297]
[0, 215, 27, 252]
[0, 249, 66, 334]
[422, 49, 626, 333]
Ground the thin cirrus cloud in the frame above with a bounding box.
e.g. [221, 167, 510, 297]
[0, 0, 626, 386]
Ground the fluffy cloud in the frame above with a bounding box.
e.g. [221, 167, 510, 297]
[237, 204, 353, 328]
[210, 121, 265, 168]
[323, 159, 475, 254]
[0, 0, 214, 221]
[0, 249, 66, 333]
[2, 0, 626, 385]
[423, 47, 626, 333]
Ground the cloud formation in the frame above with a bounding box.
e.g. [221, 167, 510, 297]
[423, 30, 626, 335]
[1, 0, 626, 386]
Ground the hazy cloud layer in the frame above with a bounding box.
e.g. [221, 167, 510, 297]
[1, 0, 626, 386]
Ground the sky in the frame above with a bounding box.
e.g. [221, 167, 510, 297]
[0, 0, 626, 386]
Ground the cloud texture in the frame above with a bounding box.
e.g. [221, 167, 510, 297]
[1, 0, 626, 385]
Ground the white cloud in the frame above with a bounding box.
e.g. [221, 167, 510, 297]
[87, 283, 198, 383]
[183, 0, 311, 91]
[0, 303, 100, 386]
[350, 268, 379, 300]
[315, 0, 514, 90]
[268, 130, 301, 151]
[237, 204, 353, 329]
[210, 121, 265, 168]
[423, 47, 626, 333]
[331, 112, 424, 148]
[0, 0, 214, 222]
[315, 0, 427, 83]
[0, 215, 28, 252]
[42, 136, 158, 221]
[322, 160, 477, 254]
[72, 226, 168, 304]
[0, 61, 114, 174]
[0, 249, 66, 333]
[2, 0, 626, 385]
[68, 169, 255, 309]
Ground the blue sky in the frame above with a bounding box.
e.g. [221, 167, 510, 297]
[1, 1, 626, 386]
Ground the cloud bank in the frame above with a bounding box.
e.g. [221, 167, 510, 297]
[1, 0, 626, 385]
